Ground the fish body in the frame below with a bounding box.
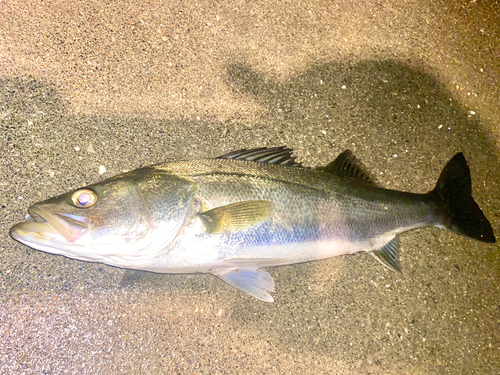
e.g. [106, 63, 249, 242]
[10, 148, 496, 301]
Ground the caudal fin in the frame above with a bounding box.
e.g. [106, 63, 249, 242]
[432, 153, 495, 243]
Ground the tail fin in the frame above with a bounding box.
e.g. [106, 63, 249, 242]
[432, 153, 495, 243]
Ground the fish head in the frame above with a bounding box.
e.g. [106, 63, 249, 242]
[10, 167, 198, 268]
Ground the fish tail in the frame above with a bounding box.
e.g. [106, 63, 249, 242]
[431, 153, 495, 243]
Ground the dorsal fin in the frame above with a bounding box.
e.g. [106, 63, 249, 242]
[218, 147, 302, 167]
[321, 150, 375, 184]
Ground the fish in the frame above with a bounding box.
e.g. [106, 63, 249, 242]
[9, 147, 496, 302]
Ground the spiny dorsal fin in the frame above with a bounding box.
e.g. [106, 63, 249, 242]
[198, 200, 275, 234]
[322, 150, 375, 184]
[370, 237, 401, 272]
[218, 147, 302, 167]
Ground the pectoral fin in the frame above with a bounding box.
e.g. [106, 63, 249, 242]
[198, 200, 274, 234]
[213, 267, 275, 302]
[370, 237, 401, 272]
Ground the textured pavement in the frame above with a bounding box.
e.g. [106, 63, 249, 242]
[1, 1, 499, 374]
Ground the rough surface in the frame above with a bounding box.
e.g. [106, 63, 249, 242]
[1, 0, 499, 374]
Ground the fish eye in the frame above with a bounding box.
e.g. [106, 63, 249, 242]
[71, 189, 98, 208]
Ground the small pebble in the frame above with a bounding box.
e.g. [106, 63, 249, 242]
[74, 146, 81, 152]
[99, 165, 106, 175]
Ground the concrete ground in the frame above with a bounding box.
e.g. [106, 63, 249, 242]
[1, 0, 499, 373]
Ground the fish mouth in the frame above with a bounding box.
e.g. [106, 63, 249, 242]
[10, 205, 91, 244]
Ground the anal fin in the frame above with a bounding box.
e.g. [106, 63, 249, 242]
[213, 267, 275, 302]
[370, 237, 401, 273]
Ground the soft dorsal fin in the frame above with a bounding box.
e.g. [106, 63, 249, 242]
[322, 150, 375, 184]
[370, 237, 401, 272]
[198, 200, 275, 234]
[218, 147, 302, 167]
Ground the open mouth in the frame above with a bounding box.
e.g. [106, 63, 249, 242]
[10, 205, 90, 243]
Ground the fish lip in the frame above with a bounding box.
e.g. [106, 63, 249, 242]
[28, 208, 47, 223]
[27, 205, 90, 243]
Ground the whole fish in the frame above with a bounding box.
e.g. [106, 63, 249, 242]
[9, 148, 495, 301]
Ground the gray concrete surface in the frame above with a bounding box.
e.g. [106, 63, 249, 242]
[1, 0, 499, 373]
